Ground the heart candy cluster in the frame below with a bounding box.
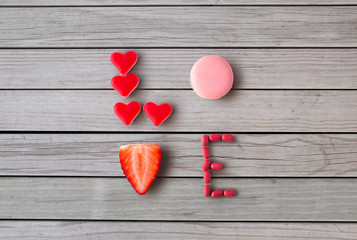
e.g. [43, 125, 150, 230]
[114, 101, 172, 126]
[110, 51, 172, 126]
[111, 51, 139, 98]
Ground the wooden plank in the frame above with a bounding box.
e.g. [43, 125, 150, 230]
[1, 221, 356, 240]
[1, 49, 357, 89]
[2, 0, 357, 6]
[0, 90, 356, 132]
[1, 177, 357, 221]
[1, 7, 357, 47]
[1, 134, 357, 177]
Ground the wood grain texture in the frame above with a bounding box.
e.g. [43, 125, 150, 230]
[1, 221, 356, 240]
[1, 7, 357, 47]
[1, 134, 357, 177]
[1, 1, 357, 232]
[2, 0, 357, 6]
[1, 49, 357, 89]
[1, 177, 357, 221]
[1, 90, 356, 132]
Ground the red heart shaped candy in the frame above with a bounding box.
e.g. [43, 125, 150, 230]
[144, 102, 172, 126]
[114, 101, 141, 126]
[110, 51, 138, 75]
[111, 74, 139, 98]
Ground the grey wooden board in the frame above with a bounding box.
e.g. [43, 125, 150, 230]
[1, 177, 357, 221]
[1, 49, 357, 89]
[1, 134, 357, 177]
[1, 1, 357, 235]
[1, 90, 356, 132]
[1, 7, 357, 47]
[2, 0, 357, 6]
[1, 221, 357, 240]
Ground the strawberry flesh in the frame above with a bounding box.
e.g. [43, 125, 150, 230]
[119, 144, 161, 195]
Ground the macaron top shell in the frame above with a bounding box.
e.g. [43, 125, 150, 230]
[190, 55, 234, 100]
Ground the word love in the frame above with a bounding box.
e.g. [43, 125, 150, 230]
[110, 51, 172, 126]
[201, 134, 237, 198]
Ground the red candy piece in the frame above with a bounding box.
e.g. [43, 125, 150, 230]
[211, 189, 223, 198]
[204, 185, 211, 197]
[209, 134, 221, 141]
[201, 135, 209, 146]
[224, 190, 236, 197]
[111, 74, 139, 98]
[202, 159, 211, 171]
[203, 171, 211, 183]
[110, 51, 138, 75]
[114, 101, 141, 126]
[211, 162, 223, 170]
[202, 147, 210, 159]
[222, 134, 234, 141]
[144, 102, 172, 126]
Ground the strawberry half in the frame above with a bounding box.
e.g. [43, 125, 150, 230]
[119, 144, 161, 195]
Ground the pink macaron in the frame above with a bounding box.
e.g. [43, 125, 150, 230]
[190, 55, 234, 99]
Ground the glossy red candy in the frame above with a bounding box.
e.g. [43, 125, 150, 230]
[113, 101, 141, 126]
[143, 102, 172, 126]
[204, 185, 211, 197]
[210, 162, 223, 170]
[202, 159, 211, 171]
[111, 74, 139, 98]
[201, 135, 209, 146]
[202, 147, 210, 159]
[222, 134, 234, 141]
[211, 189, 223, 198]
[203, 171, 211, 183]
[224, 190, 236, 197]
[209, 134, 221, 141]
[110, 51, 138, 75]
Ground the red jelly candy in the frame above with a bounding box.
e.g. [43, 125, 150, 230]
[202, 159, 211, 171]
[211, 162, 223, 170]
[143, 102, 172, 126]
[222, 134, 234, 141]
[204, 185, 211, 197]
[211, 189, 223, 198]
[203, 171, 211, 183]
[202, 147, 210, 159]
[110, 51, 138, 75]
[209, 134, 221, 141]
[111, 74, 139, 98]
[224, 190, 236, 197]
[113, 101, 141, 126]
[201, 135, 209, 146]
